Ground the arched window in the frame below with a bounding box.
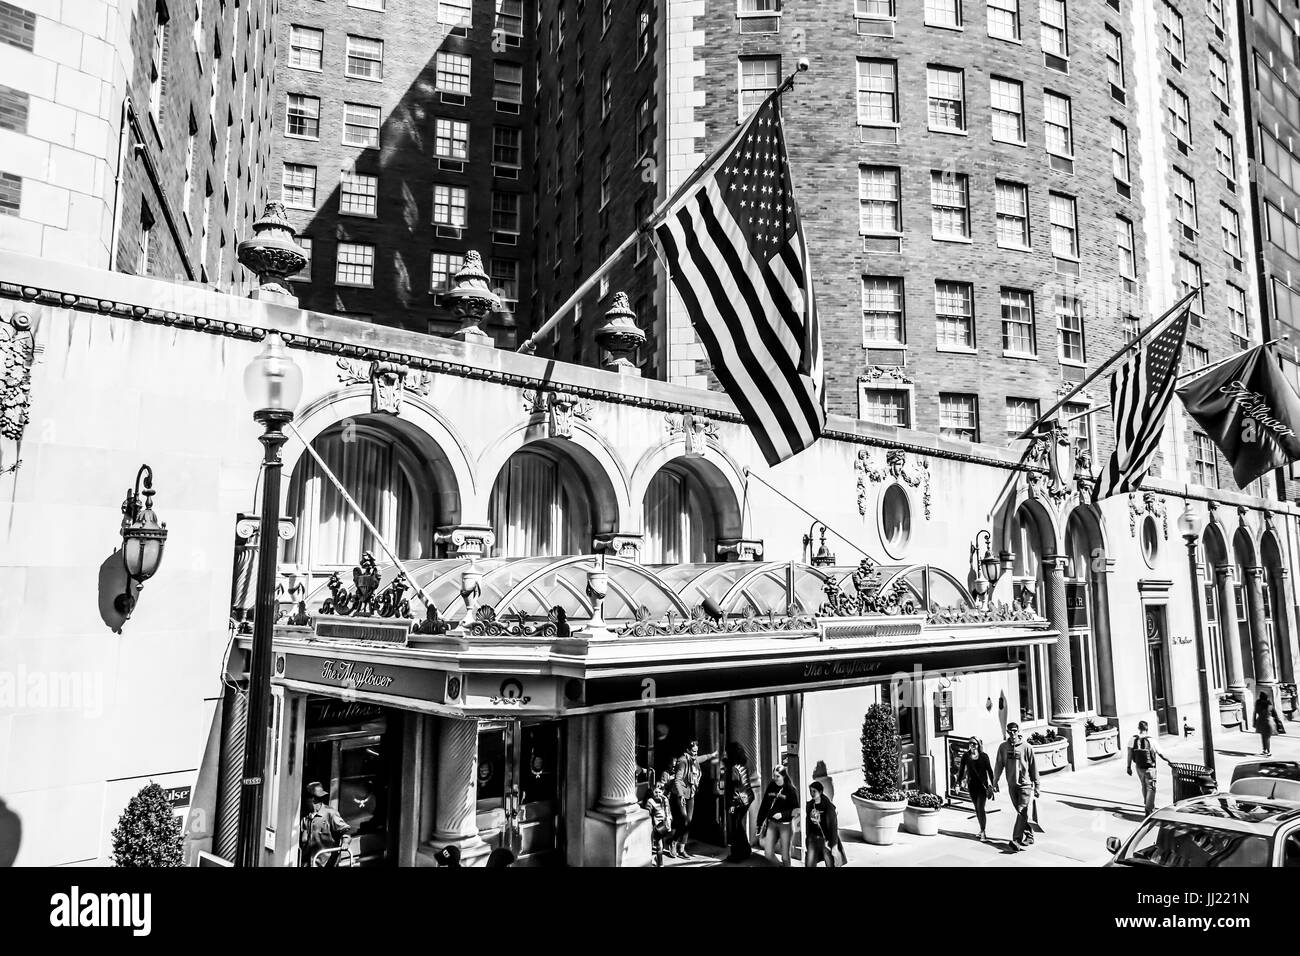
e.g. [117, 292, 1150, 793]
[286, 424, 435, 568]
[1064, 511, 1101, 714]
[642, 466, 716, 564]
[489, 448, 594, 557]
[1010, 505, 1050, 723]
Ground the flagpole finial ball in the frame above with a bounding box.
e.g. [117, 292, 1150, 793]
[797, 58, 810, 72]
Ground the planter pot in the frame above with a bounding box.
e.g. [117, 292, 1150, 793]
[1282, 693, 1296, 719]
[903, 805, 940, 836]
[1085, 727, 1120, 761]
[851, 793, 907, 846]
[1029, 738, 1070, 773]
[1219, 701, 1244, 728]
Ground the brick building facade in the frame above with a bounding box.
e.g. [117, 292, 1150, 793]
[269, 0, 538, 338]
[0, 0, 275, 289]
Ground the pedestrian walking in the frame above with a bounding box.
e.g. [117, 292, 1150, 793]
[645, 776, 675, 866]
[955, 738, 996, 841]
[811, 760, 848, 865]
[723, 742, 755, 862]
[756, 766, 798, 866]
[671, 739, 718, 859]
[1126, 720, 1172, 816]
[804, 781, 838, 868]
[992, 723, 1039, 852]
[298, 781, 352, 867]
[1253, 691, 1286, 756]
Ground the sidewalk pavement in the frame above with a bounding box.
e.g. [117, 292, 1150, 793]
[668, 723, 1297, 868]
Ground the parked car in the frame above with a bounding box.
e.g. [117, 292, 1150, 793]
[1229, 760, 1300, 801]
[1105, 794, 1300, 867]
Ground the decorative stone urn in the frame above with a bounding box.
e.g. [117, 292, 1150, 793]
[594, 292, 645, 374]
[851, 792, 907, 846]
[444, 251, 502, 344]
[1219, 698, 1246, 729]
[236, 201, 307, 303]
[1029, 736, 1071, 773]
[1084, 727, 1120, 761]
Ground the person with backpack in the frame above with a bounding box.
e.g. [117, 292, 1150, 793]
[1127, 720, 1172, 816]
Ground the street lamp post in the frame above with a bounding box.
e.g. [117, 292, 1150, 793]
[236, 332, 303, 868]
[1177, 502, 1217, 776]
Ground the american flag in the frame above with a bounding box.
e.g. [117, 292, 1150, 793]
[653, 93, 825, 466]
[1093, 305, 1192, 501]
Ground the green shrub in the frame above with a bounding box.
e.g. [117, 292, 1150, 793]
[110, 782, 183, 868]
[906, 790, 943, 810]
[855, 702, 904, 801]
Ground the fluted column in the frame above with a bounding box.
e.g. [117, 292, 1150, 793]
[432, 717, 486, 847]
[1215, 566, 1248, 701]
[1245, 567, 1279, 695]
[1090, 565, 1118, 717]
[727, 698, 762, 843]
[1042, 555, 1078, 718]
[596, 711, 639, 811]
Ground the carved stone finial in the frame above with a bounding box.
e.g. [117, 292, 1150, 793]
[1, 310, 35, 475]
[594, 291, 646, 375]
[236, 201, 307, 303]
[445, 250, 502, 344]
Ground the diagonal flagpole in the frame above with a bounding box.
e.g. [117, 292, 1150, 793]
[1014, 286, 1201, 440]
[516, 60, 811, 354]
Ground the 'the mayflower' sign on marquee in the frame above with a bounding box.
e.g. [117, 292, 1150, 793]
[1177, 344, 1300, 488]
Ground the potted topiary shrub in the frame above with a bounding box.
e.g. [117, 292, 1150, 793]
[851, 702, 907, 845]
[903, 790, 942, 836]
[110, 782, 183, 867]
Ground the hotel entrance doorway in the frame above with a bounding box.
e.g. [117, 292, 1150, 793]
[475, 719, 563, 865]
[636, 704, 727, 848]
[301, 698, 401, 866]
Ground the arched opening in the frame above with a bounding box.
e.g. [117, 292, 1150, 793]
[1262, 532, 1293, 685]
[641, 458, 740, 565]
[1064, 509, 1106, 715]
[488, 442, 613, 558]
[285, 420, 438, 569]
[1202, 524, 1230, 693]
[1233, 528, 1259, 685]
[1009, 502, 1052, 724]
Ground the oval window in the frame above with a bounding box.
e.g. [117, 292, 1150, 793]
[880, 483, 912, 558]
[1141, 516, 1160, 568]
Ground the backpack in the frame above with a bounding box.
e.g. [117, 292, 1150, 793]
[1132, 735, 1155, 770]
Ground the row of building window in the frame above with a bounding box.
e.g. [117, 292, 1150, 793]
[292, 239, 521, 301]
[861, 280, 1084, 359]
[859, 388, 1094, 447]
[288, 28, 384, 79]
[317, 0, 522, 32]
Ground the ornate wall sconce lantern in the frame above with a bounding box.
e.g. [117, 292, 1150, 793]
[116, 465, 168, 618]
[969, 529, 1001, 603]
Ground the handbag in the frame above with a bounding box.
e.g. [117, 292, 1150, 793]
[1276, 716, 1287, 735]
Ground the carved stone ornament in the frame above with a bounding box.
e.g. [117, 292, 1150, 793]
[859, 365, 914, 387]
[1025, 423, 1076, 505]
[595, 533, 642, 560]
[1, 309, 35, 475]
[665, 411, 718, 456]
[235, 201, 307, 302]
[1129, 491, 1169, 539]
[523, 388, 593, 439]
[434, 524, 496, 559]
[319, 551, 415, 619]
[855, 447, 931, 519]
[337, 358, 433, 414]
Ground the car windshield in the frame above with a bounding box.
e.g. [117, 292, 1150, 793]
[1119, 820, 1272, 867]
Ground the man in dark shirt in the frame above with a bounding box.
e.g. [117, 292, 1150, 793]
[299, 782, 351, 867]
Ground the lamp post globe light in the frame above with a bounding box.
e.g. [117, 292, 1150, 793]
[236, 332, 303, 868]
[1178, 502, 1217, 776]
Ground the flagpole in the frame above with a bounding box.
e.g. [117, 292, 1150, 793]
[1060, 339, 1286, 426]
[516, 60, 812, 354]
[1014, 286, 1201, 440]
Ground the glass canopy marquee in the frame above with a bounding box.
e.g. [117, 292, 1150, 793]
[302, 557, 975, 625]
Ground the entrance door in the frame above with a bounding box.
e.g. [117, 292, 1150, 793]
[302, 705, 395, 866]
[1145, 606, 1173, 733]
[475, 720, 562, 865]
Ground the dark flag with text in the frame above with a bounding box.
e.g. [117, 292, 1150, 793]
[653, 93, 825, 466]
[1176, 344, 1300, 488]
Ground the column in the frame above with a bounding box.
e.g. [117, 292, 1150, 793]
[584, 711, 650, 866]
[1091, 563, 1118, 718]
[1042, 555, 1078, 718]
[1215, 566, 1248, 702]
[1275, 567, 1298, 685]
[1043, 555, 1084, 769]
[428, 717, 488, 865]
[1245, 567, 1279, 697]
[726, 698, 762, 845]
